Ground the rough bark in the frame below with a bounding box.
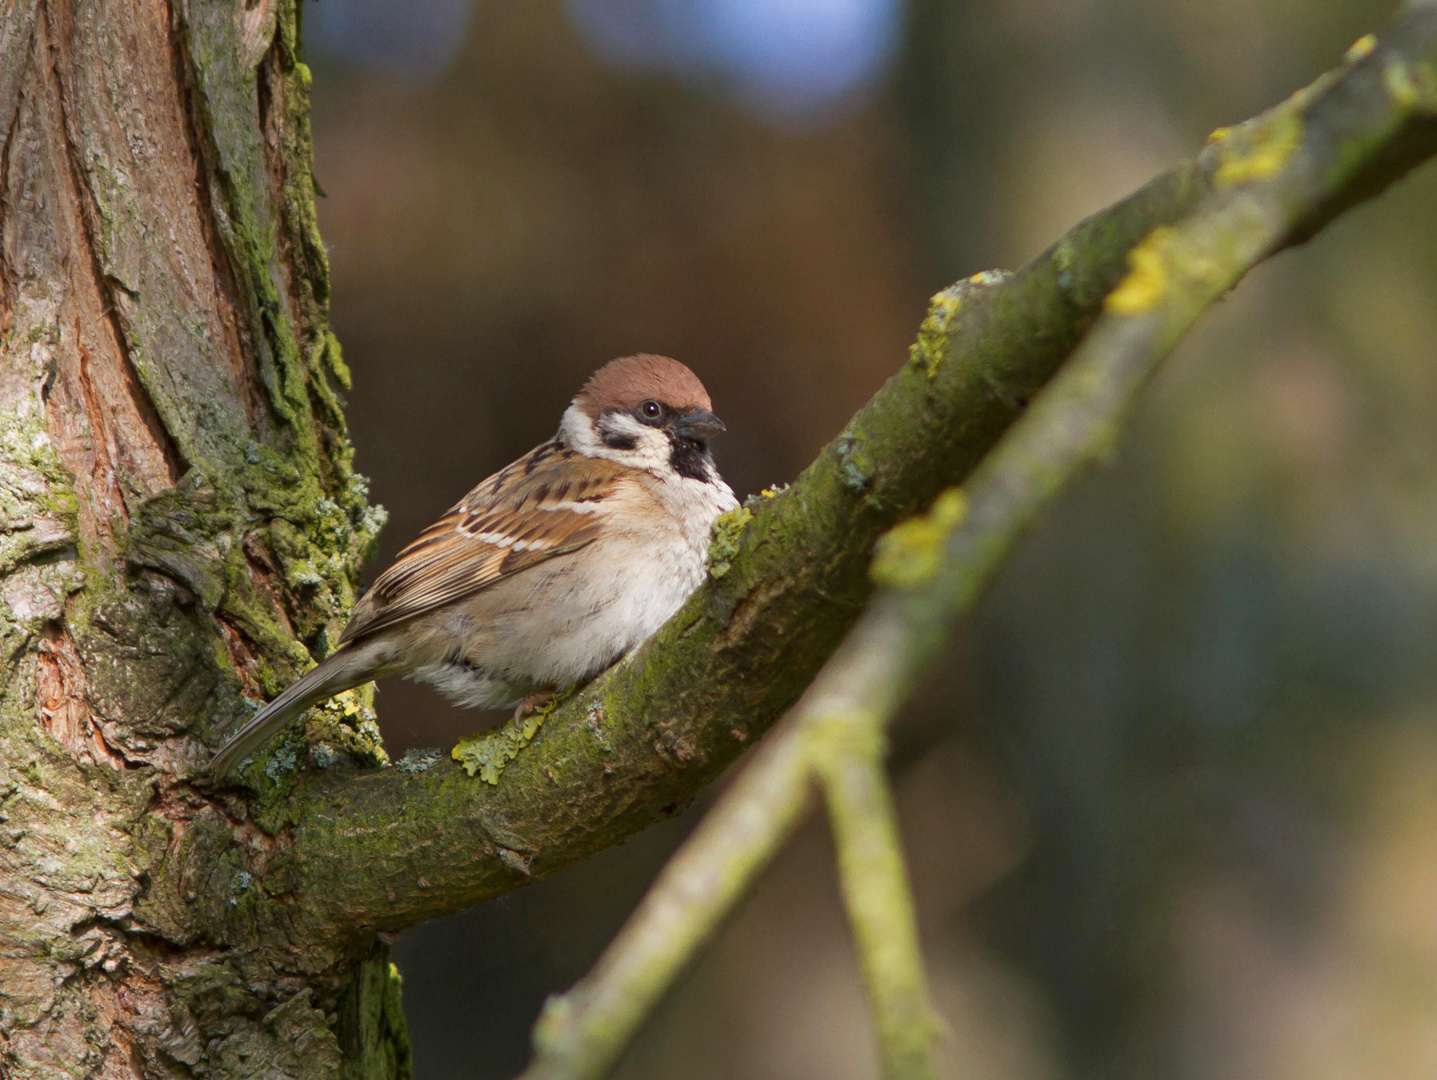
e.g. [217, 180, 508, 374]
[0, 0, 402, 1076]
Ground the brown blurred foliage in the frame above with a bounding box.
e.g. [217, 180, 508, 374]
[309, 0, 1437, 1076]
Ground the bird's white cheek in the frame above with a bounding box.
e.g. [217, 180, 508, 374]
[559, 404, 675, 474]
[558, 403, 601, 453]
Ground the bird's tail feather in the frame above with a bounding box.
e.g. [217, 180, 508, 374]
[210, 643, 385, 778]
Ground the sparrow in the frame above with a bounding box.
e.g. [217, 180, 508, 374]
[212, 354, 737, 777]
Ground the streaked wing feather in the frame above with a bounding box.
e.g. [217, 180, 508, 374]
[338, 443, 621, 643]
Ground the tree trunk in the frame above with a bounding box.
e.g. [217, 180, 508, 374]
[0, 0, 406, 1075]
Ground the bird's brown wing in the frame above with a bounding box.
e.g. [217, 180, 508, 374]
[338, 441, 624, 644]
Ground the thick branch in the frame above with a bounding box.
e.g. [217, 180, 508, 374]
[262, 4, 1437, 942]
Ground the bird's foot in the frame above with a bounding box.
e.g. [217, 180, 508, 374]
[513, 688, 558, 721]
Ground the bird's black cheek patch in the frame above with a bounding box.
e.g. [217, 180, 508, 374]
[600, 426, 639, 451]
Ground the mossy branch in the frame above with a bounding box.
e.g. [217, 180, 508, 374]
[256, 3, 1437, 947]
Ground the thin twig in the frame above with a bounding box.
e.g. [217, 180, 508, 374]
[816, 711, 940, 1080]
[527, 727, 814, 1079]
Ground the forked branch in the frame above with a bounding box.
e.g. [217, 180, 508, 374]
[191, 3, 1437, 964]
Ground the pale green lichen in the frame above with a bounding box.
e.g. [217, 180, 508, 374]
[870, 488, 968, 590]
[0, 400, 79, 600]
[707, 506, 753, 579]
[395, 748, 443, 774]
[835, 433, 875, 493]
[582, 702, 613, 754]
[263, 745, 299, 781]
[452, 692, 568, 784]
[310, 742, 340, 769]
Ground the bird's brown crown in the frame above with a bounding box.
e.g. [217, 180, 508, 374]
[575, 354, 712, 417]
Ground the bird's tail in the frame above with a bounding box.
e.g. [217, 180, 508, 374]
[210, 641, 388, 779]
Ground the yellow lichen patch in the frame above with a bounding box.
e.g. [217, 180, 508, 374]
[1213, 111, 1301, 187]
[870, 487, 968, 590]
[1206, 125, 1232, 145]
[966, 269, 1008, 288]
[1345, 34, 1377, 63]
[1105, 228, 1172, 316]
[907, 286, 964, 378]
[906, 272, 1009, 378]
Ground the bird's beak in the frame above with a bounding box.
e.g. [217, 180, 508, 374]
[671, 407, 726, 442]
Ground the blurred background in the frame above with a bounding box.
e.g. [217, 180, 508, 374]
[303, 0, 1437, 1076]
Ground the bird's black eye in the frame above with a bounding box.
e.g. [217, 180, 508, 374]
[638, 400, 663, 421]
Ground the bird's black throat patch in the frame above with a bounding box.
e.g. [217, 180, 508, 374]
[667, 434, 712, 482]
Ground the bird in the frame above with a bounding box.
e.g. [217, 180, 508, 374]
[211, 354, 737, 778]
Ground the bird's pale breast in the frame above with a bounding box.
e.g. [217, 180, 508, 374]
[399, 470, 736, 708]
